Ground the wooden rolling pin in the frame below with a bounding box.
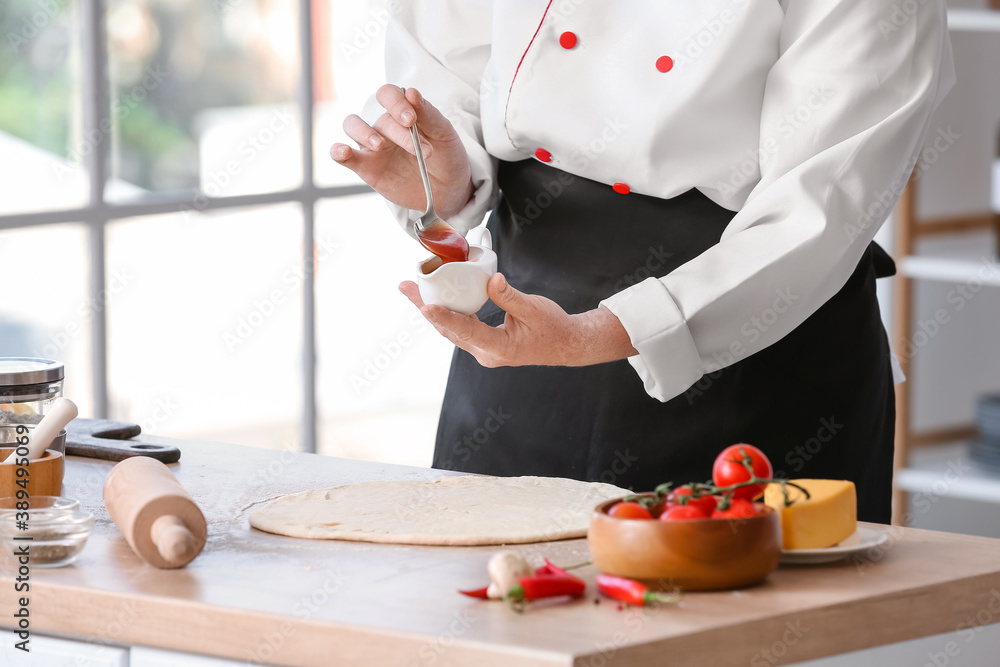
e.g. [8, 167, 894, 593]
[103, 457, 207, 568]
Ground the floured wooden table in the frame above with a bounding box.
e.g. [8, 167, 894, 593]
[2, 438, 1000, 667]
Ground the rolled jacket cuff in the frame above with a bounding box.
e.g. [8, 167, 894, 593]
[599, 277, 704, 403]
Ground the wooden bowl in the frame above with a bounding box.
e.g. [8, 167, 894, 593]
[588, 495, 782, 591]
[0, 448, 64, 497]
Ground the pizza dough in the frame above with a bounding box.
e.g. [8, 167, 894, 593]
[248, 475, 629, 546]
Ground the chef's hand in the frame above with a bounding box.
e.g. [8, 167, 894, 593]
[330, 85, 475, 220]
[399, 274, 638, 367]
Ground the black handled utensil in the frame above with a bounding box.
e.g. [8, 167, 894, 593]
[65, 418, 181, 463]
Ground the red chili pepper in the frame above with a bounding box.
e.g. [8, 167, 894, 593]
[542, 558, 573, 577]
[532, 558, 584, 577]
[508, 574, 586, 604]
[460, 559, 584, 602]
[458, 586, 490, 599]
[596, 575, 681, 607]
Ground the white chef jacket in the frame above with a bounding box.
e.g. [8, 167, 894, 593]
[373, 0, 956, 403]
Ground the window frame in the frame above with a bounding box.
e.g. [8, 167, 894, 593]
[0, 0, 368, 453]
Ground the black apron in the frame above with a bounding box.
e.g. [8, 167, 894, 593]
[433, 159, 897, 524]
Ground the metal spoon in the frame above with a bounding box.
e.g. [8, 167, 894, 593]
[399, 87, 466, 261]
[408, 121, 440, 240]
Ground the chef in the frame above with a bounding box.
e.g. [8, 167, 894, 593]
[331, 0, 956, 524]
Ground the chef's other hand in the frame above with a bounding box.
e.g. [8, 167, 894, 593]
[399, 274, 638, 368]
[330, 85, 475, 220]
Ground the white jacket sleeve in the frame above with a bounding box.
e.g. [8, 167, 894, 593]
[600, 0, 956, 402]
[368, 1, 498, 238]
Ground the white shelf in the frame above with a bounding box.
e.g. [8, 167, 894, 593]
[898, 254, 1000, 285]
[896, 442, 1000, 504]
[948, 8, 1000, 32]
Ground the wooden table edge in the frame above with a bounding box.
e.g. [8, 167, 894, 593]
[571, 570, 1000, 667]
[0, 578, 574, 667]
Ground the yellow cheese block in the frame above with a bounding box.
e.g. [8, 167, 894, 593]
[764, 479, 857, 549]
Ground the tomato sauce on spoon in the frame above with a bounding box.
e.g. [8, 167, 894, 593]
[418, 219, 470, 264]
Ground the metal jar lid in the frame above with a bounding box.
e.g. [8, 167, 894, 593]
[0, 358, 65, 386]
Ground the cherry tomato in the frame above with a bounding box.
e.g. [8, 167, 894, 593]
[710, 498, 760, 519]
[695, 495, 720, 515]
[712, 444, 773, 500]
[666, 486, 719, 515]
[659, 504, 708, 521]
[608, 501, 653, 520]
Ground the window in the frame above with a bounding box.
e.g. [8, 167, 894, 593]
[0, 0, 448, 463]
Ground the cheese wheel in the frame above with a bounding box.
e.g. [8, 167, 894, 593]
[764, 479, 857, 549]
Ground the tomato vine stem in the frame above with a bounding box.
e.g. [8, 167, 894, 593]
[623, 448, 812, 509]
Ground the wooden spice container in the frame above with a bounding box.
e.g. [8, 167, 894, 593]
[0, 448, 64, 497]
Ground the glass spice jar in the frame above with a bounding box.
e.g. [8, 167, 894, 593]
[0, 358, 64, 431]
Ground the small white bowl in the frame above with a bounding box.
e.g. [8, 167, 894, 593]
[0, 496, 93, 568]
[416, 228, 497, 316]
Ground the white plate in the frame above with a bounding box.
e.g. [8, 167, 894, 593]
[779, 526, 889, 565]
